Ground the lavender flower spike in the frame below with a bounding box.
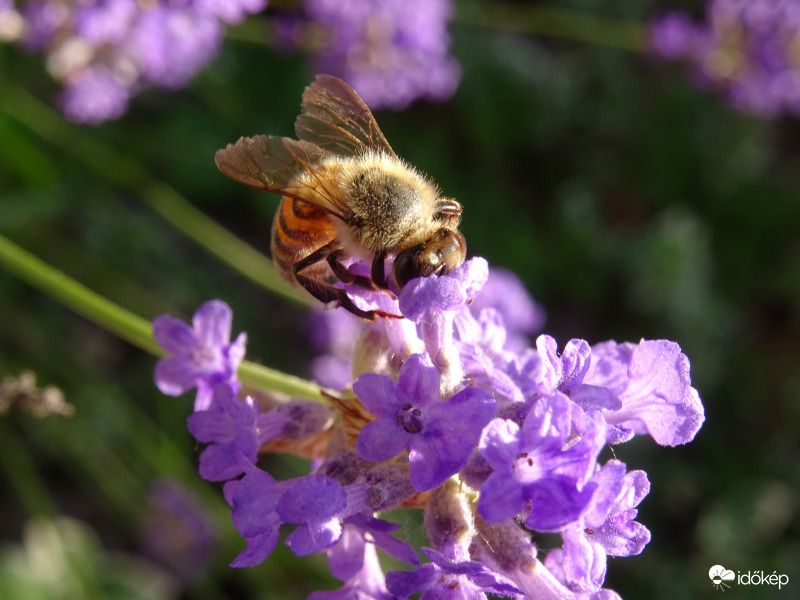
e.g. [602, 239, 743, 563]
[153, 299, 246, 411]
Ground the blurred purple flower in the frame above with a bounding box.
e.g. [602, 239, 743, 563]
[131, 4, 223, 89]
[292, 0, 461, 110]
[75, 0, 137, 45]
[16, 0, 267, 123]
[469, 267, 546, 345]
[140, 478, 218, 581]
[648, 0, 800, 117]
[60, 66, 130, 124]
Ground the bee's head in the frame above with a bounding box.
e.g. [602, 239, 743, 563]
[393, 228, 467, 289]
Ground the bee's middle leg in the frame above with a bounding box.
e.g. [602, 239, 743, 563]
[326, 250, 378, 290]
[292, 244, 399, 321]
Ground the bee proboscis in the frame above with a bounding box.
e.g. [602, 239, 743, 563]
[215, 75, 466, 320]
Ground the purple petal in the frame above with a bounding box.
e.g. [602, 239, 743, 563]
[477, 471, 528, 523]
[187, 407, 236, 444]
[328, 524, 366, 580]
[356, 418, 410, 463]
[399, 276, 465, 320]
[396, 354, 441, 407]
[229, 469, 283, 567]
[524, 477, 596, 532]
[286, 519, 344, 556]
[230, 531, 280, 568]
[479, 418, 521, 471]
[197, 444, 248, 482]
[277, 475, 348, 523]
[385, 563, 437, 600]
[153, 315, 197, 355]
[154, 357, 201, 396]
[193, 300, 234, 348]
[353, 374, 399, 417]
[610, 340, 705, 445]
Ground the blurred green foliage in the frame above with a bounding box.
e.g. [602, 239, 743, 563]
[1, 1, 799, 599]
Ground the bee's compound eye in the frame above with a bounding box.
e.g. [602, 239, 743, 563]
[393, 229, 466, 289]
[437, 230, 467, 275]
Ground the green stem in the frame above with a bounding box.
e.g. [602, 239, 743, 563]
[0, 84, 304, 306]
[0, 234, 326, 402]
[142, 181, 300, 303]
[0, 234, 161, 355]
[239, 361, 328, 403]
[456, 2, 645, 51]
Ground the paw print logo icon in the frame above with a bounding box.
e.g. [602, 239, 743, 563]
[709, 565, 735, 591]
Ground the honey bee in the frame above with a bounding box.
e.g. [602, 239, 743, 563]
[214, 75, 466, 320]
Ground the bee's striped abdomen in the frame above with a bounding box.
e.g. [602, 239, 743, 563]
[271, 197, 338, 283]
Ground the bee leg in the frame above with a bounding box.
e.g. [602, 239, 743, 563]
[326, 250, 376, 290]
[370, 251, 391, 290]
[292, 245, 400, 321]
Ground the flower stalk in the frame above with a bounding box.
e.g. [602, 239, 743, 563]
[0, 234, 325, 402]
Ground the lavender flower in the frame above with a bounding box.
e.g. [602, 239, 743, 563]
[14, 0, 267, 123]
[648, 0, 800, 116]
[584, 339, 705, 446]
[186, 383, 287, 481]
[280, 0, 461, 110]
[153, 254, 705, 599]
[309, 542, 394, 600]
[228, 467, 286, 568]
[386, 547, 522, 600]
[153, 299, 246, 411]
[276, 474, 350, 556]
[477, 393, 605, 532]
[354, 352, 496, 492]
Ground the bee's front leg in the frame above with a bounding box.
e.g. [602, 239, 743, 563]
[370, 250, 391, 290]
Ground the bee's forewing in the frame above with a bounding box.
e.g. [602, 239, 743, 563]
[215, 135, 351, 220]
[295, 75, 397, 158]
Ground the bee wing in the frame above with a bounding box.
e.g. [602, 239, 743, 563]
[294, 74, 397, 158]
[215, 135, 353, 221]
